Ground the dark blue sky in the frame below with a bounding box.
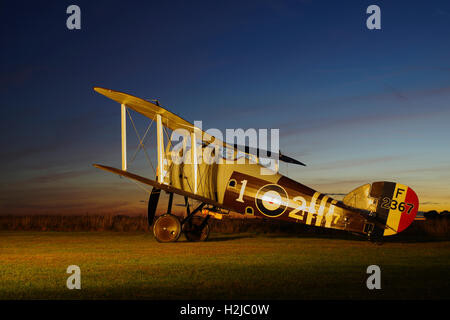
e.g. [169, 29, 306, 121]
[1, 0, 449, 214]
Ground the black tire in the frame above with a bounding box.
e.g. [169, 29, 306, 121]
[153, 214, 181, 243]
[183, 216, 210, 242]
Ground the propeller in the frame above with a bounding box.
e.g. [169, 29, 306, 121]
[279, 151, 306, 166]
[147, 187, 161, 226]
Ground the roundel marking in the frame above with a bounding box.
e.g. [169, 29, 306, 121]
[255, 184, 289, 217]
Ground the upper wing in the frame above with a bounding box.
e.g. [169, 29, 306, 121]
[94, 86, 233, 149]
[94, 86, 304, 166]
[94, 87, 194, 132]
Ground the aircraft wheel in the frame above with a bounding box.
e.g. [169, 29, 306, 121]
[183, 216, 210, 242]
[153, 214, 181, 243]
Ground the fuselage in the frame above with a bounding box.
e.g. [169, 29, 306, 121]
[167, 151, 371, 236]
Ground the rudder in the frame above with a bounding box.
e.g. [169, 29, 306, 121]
[368, 182, 419, 236]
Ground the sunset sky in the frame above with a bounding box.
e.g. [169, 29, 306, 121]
[1, 0, 449, 215]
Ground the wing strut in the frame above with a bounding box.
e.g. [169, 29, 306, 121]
[191, 130, 198, 194]
[121, 104, 127, 171]
[156, 114, 166, 184]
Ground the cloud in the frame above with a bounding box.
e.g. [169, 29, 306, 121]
[279, 103, 449, 138]
[315, 65, 450, 89]
[435, 9, 450, 18]
[0, 66, 47, 90]
[0, 142, 63, 163]
[0, 199, 141, 215]
[0, 179, 147, 215]
[334, 84, 450, 105]
[24, 169, 92, 184]
[383, 164, 450, 175]
[421, 201, 442, 205]
[309, 179, 369, 189]
[309, 156, 401, 171]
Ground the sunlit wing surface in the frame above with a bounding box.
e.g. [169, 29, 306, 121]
[93, 164, 224, 208]
[95, 87, 193, 131]
[94, 87, 234, 150]
[94, 87, 304, 166]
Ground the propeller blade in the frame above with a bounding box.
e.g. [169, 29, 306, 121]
[279, 152, 306, 166]
[148, 187, 161, 226]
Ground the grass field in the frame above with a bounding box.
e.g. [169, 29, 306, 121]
[1, 231, 449, 300]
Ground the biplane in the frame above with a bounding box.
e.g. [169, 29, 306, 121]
[93, 87, 419, 243]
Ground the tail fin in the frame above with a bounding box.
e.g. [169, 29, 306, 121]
[344, 181, 419, 236]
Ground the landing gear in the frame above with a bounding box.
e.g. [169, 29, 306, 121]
[183, 216, 210, 242]
[368, 233, 384, 246]
[153, 192, 181, 242]
[371, 238, 384, 246]
[152, 192, 210, 243]
[153, 214, 181, 242]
